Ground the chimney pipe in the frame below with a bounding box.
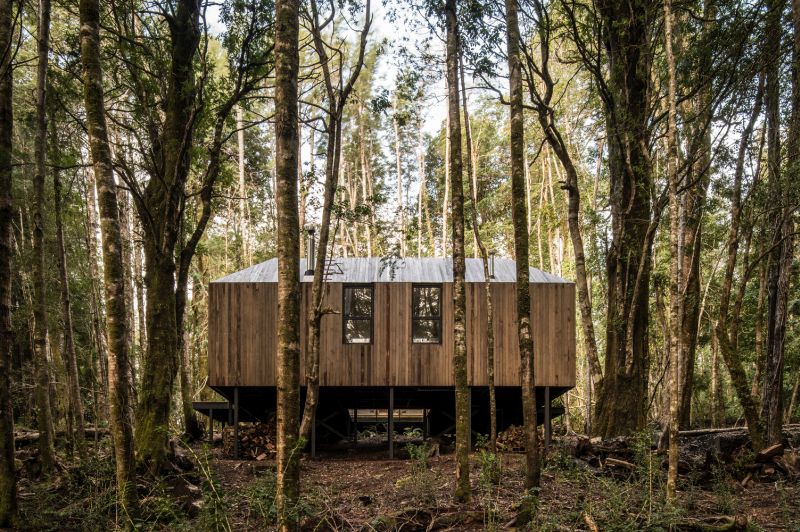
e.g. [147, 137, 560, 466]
[305, 227, 316, 276]
[489, 251, 496, 279]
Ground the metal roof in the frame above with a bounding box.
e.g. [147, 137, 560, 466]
[212, 257, 571, 284]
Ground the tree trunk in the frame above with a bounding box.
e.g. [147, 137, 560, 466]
[505, 0, 540, 505]
[237, 106, 252, 266]
[444, 0, 471, 503]
[393, 96, 407, 256]
[762, 0, 792, 446]
[592, 0, 654, 438]
[460, 56, 496, 451]
[664, 0, 681, 500]
[79, 0, 137, 512]
[299, 0, 370, 443]
[134, 0, 201, 473]
[0, 0, 18, 523]
[32, 0, 57, 472]
[275, 0, 302, 528]
[715, 74, 765, 450]
[53, 136, 86, 459]
[84, 171, 109, 424]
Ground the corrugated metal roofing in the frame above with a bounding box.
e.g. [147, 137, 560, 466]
[212, 257, 571, 284]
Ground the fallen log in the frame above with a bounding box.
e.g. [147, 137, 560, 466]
[668, 515, 748, 531]
[605, 457, 636, 470]
[14, 427, 109, 446]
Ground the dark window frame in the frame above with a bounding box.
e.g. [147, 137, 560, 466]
[342, 283, 374, 345]
[411, 283, 443, 344]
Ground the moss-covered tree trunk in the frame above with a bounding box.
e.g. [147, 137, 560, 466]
[0, 0, 18, 524]
[444, 0, 471, 504]
[79, 0, 137, 512]
[134, 0, 201, 472]
[505, 0, 540, 502]
[275, 0, 302, 528]
[32, 0, 56, 472]
[592, 0, 654, 438]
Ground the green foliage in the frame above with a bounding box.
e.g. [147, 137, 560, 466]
[396, 442, 438, 505]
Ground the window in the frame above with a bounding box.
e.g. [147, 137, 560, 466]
[412, 284, 442, 343]
[343, 285, 373, 344]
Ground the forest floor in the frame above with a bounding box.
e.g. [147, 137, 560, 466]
[10, 432, 800, 531]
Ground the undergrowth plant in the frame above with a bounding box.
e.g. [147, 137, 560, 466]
[396, 442, 438, 505]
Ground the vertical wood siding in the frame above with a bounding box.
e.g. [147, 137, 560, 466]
[209, 281, 575, 388]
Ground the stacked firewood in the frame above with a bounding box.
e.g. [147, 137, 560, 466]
[222, 421, 277, 460]
[496, 425, 526, 453]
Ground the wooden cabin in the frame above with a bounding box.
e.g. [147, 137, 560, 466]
[201, 257, 576, 455]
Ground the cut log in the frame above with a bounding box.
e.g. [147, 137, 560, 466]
[755, 443, 783, 462]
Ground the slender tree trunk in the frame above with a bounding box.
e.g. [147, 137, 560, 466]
[275, 0, 302, 527]
[715, 75, 765, 450]
[79, 0, 137, 513]
[85, 171, 109, 424]
[785, 370, 799, 423]
[0, 0, 18, 522]
[393, 96, 407, 256]
[53, 136, 86, 459]
[299, 0, 370, 443]
[444, 0, 471, 503]
[505, 0, 540, 506]
[32, 0, 56, 472]
[664, 0, 681, 500]
[710, 326, 722, 426]
[442, 121, 450, 255]
[460, 56, 496, 451]
[417, 120, 425, 257]
[237, 106, 252, 265]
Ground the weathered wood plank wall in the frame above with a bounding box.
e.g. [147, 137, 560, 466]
[209, 281, 575, 388]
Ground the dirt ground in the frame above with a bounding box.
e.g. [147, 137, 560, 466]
[209, 440, 800, 531]
[11, 434, 799, 530]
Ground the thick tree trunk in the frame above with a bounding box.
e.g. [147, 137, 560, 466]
[678, 0, 715, 429]
[593, 0, 654, 438]
[135, 0, 201, 472]
[32, 0, 56, 472]
[53, 145, 86, 458]
[275, 0, 302, 528]
[0, 0, 18, 523]
[445, 0, 471, 503]
[505, 0, 540, 503]
[762, 0, 792, 446]
[79, 0, 137, 512]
